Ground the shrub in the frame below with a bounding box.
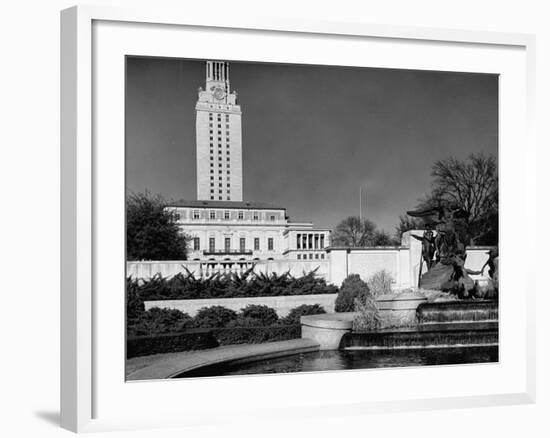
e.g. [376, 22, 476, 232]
[281, 304, 326, 325]
[127, 307, 193, 337]
[335, 274, 370, 312]
[193, 306, 238, 328]
[214, 324, 301, 345]
[367, 269, 394, 296]
[239, 304, 279, 326]
[127, 277, 145, 320]
[352, 295, 381, 332]
[127, 330, 219, 358]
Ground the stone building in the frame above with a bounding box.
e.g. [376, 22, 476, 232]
[168, 61, 330, 266]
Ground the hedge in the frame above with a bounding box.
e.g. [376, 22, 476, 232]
[127, 329, 219, 358]
[127, 325, 301, 358]
[213, 324, 301, 345]
[281, 304, 326, 325]
[129, 268, 338, 301]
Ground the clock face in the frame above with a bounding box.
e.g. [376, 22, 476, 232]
[213, 87, 225, 100]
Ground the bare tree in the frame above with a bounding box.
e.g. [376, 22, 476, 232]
[427, 153, 498, 244]
[393, 214, 425, 243]
[332, 216, 377, 247]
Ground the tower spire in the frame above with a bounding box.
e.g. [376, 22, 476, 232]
[206, 61, 230, 95]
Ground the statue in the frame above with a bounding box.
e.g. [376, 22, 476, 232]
[410, 225, 436, 270]
[407, 204, 477, 297]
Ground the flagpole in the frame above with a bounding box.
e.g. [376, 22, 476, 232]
[359, 185, 362, 222]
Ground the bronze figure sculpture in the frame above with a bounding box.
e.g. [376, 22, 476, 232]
[407, 204, 478, 297]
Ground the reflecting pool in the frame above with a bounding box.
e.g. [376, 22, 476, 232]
[175, 346, 498, 378]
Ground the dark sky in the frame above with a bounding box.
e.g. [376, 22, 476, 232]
[126, 57, 498, 233]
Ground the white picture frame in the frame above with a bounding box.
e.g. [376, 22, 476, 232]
[60, 5, 536, 433]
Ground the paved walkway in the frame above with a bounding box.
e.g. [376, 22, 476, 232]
[126, 338, 320, 381]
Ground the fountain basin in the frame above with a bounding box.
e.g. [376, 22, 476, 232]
[376, 290, 428, 327]
[342, 321, 498, 349]
[300, 313, 354, 350]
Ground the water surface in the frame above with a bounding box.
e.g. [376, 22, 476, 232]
[177, 346, 498, 378]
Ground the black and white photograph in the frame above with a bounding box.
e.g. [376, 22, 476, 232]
[125, 57, 499, 381]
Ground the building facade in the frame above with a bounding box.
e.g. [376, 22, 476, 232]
[169, 61, 330, 268]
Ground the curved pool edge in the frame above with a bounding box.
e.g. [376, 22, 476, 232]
[126, 338, 320, 381]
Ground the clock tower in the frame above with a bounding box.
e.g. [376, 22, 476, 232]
[196, 61, 243, 202]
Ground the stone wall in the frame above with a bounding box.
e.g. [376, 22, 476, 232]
[144, 293, 338, 317]
[127, 259, 330, 280]
[127, 230, 494, 289]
